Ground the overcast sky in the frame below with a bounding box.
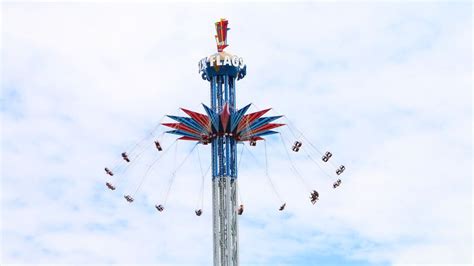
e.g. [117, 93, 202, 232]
[1, 1, 472, 265]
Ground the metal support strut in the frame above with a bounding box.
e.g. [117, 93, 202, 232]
[211, 74, 239, 266]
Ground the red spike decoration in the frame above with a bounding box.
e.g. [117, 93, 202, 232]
[237, 108, 272, 132]
[164, 104, 284, 144]
[161, 123, 202, 135]
[220, 103, 231, 132]
[215, 18, 230, 52]
[180, 108, 211, 131]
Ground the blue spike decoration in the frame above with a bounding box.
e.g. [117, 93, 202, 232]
[238, 116, 283, 135]
[167, 115, 206, 133]
[230, 103, 251, 132]
[167, 105, 282, 139]
[253, 130, 279, 137]
[202, 104, 220, 133]
[166, 129, 200, 139]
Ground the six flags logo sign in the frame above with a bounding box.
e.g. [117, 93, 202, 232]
[198, 55, 245, 73]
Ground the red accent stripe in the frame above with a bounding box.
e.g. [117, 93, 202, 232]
[221, 20, 228, 44]
[220, 103, 230, 131]
[178, 136, 200, 141]
[161, 123, 202, 135]
[180, 108, 211, 132]
[237, 108, 271, 132]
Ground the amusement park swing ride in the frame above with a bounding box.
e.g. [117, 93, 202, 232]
[102, 19, 347, 266]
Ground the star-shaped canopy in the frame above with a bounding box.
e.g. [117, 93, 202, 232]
[163, 103, 284, 143]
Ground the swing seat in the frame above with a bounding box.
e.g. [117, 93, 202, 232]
[124, 195, 134, 203]
[237, 204, 244, 215]
[279, 203, 286, 211]
[322, 151, 332, 162]
[310, 190, 319, 204]
[336, 165, 345, 175]
[105, 167, 114, 176]
[106, 182, 116, 190]
[121, 152, 130, 162]
[292, 141, 302, 152]
[154, 141, 163, 151]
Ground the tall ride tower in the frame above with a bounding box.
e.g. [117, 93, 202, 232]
[104, 16, 347, 266]
[204, 19, 244, 266]
[164, 19, 284, 265]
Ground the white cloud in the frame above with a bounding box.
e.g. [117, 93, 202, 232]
[1, 2, 472, 265]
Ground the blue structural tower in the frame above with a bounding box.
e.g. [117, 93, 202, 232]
[163, 19, 284, 266]
[200, 21, 246, 265]
[208, 57, 241, 266]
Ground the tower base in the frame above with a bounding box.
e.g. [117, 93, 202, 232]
[212, 177, 239, 266]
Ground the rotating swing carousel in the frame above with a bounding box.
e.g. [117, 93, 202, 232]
[102, 103, 346, 215]
[102, 19, 347, 233]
